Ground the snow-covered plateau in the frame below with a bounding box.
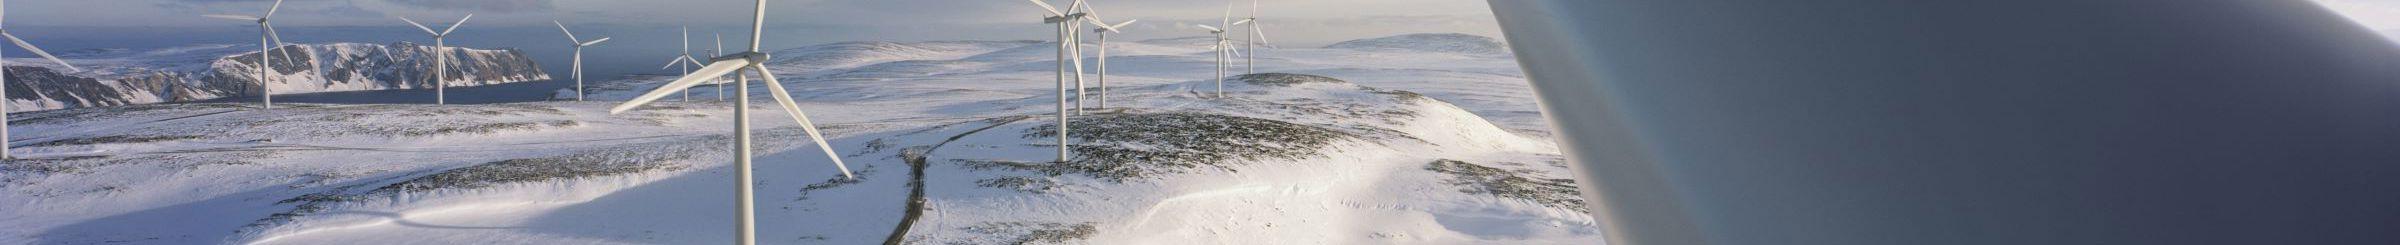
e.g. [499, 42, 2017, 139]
[2, 33, 1597, 244]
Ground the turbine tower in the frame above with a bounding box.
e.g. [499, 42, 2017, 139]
[400, 14, 473, 105]
[607, 1, 854, 244]
[2, 0, 81, 160]
[554, 21, 610, 102]
[1082, 6, 1134, 110]
[1025, 0, 1091, 163]
[204, 0, 304, 109]
[661, 26, 703, 102]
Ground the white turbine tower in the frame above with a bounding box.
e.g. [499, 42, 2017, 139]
[1081, 5, 1134, 110]
[1, 0, 80, 160]
[204, 0, 303, 109]
[1239, 0, 1269, 74]
[662, 27, 704, 102]
[1025, 0, 1091, 163]
[554, 21, 610, 102]
[607, 1, 853, 244]
[400, 14, 472, 105]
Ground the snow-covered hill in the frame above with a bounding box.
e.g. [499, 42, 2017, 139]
[5, 42, 550, 111]
[1324, 33, 1509, 55]
[3, 33, 1584, 244]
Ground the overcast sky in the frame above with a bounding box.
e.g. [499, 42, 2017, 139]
[5, 0, 1502, 48]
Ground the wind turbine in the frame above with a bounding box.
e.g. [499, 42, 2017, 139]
[1026, 0, 1090, 163]
[607, 1, 853, 244]
[1081, 4, 1135, 110]
[555, 21, 610, 102]
[400, 14, 472, 105]
[2, 0, 80, 160]
[204, 0, 303, 109]
[1238, 0, 1269, 74]
[662, 26, 703, 102]
[1196, 25, 1241, 98]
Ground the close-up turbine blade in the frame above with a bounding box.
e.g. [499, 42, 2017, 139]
[440, 14, 473, 36]
[758, 68, 856, 179]
[1232, 19, 1253, 26]
[5, 33, 78, 72]
[400, 17, 438, 35]
[266, 26, 300, 68]
[1025, 0, 1064, 17]
[265, 0, 284, 19]
[609, 59, 752, 114]
[1196, 24, 1219, 32]
[554, 21, 578, 43]
[582, 37, 610, 46]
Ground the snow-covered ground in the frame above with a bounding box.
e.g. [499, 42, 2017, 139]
[3, 33, 1594, 244]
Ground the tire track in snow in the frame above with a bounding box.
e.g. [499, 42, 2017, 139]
[885, 115, 1030, 245]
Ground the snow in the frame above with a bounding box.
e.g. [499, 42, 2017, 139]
[3, 33, 1593, 244]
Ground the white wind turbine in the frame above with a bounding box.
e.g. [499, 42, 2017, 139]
[554, 21, 610, 102]
[1025, 0, 1092, 163]
[661, 26, 704, 102]
[400, 14, 472, 105]
[1238, 0, 1270, 74]
[1196, 22, 1244, 97]
[607, 1, 853, 244]
[1080, 3, 1134, 110]
[204, 0, 308, 109]
[2, 0, 80, 160]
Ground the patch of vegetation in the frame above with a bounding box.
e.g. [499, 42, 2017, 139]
[1, 155, 110, 174]
[26, 135, 205, 147]
[1362, 86, 1429, 103]
[1002, 112, 1352, 182]
[956, 222, 1099, 245]
[1425, 159, 1584, 209]
[372, 149, 696, 194]
[1236, 73, 1348, 87]
[976, 176, 1066, 194]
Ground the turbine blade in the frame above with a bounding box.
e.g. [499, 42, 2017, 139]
[1196, 25, 1221, 32]
[687, 57, 706, 67]
[266, 0, 285, 19]
[1252, 23, 1271, 47]
[661, 56, 689, 70]
[1068, 0, 1086, 15]
[554, 20, 579, 44]
[400, 17, 439, 35]
[440, 14, 473, 36]
[1232, 18, 1253, 26]
[609, 59, 752, 114]
[266, 25, 301, 69]
[581, 37, 611, 46]
[1026, 0, 1064, 17]
[1111, 19, 1139, 30]
[758, 67, 856, 179]
[4, 33, 79, 72]
[204, 14, 262, 21]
